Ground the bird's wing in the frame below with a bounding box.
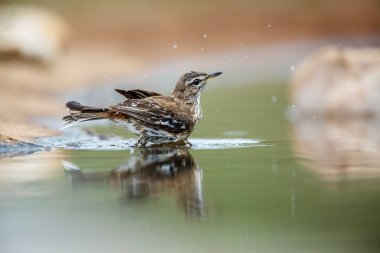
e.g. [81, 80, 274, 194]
[109, 97, 190, 133]
[115, 89, 161, 99]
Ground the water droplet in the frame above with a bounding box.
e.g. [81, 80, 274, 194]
[245, 55, 249, 58]
[172, 44, 178, 49]
[271, 96, 277, 103]
[268, 24, 271, 28]
[290, 65, 295, 71]
[203, 34, 207, 38]
[240, 42, 244, 46]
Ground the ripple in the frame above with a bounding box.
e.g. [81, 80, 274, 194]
[36, 131, 263, 151]
[190, 138, 263, 150]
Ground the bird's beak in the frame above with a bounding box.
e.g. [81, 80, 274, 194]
[207, 72, 223, 79]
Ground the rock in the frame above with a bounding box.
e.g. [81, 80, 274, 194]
[0, 5, 72, 63]
[290, 46, 380, 118]
[290, 46, 380, 185]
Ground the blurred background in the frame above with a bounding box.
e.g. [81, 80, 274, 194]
[0, 0, 379, 142]
[0, 0, 379, 134]
[1, 1, 380, 253]
[1, 0, 380, 140]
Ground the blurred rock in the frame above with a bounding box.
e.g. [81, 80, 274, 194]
[290, 46, 380, 118]
[290, 47, 380, 185]
[0, 5, 72, 63]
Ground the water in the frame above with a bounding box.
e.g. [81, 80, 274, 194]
[1, 85, 380, 253]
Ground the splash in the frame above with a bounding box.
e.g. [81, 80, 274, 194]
[35, 130, 263, 151]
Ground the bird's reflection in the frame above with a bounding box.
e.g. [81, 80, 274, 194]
[63, 148, 207, 219]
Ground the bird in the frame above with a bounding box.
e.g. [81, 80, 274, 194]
[62, 71, 222, 147]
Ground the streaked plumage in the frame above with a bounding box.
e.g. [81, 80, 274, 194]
[63, 71, 222, 146]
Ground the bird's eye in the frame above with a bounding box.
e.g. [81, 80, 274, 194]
[192, 79, 201, 86]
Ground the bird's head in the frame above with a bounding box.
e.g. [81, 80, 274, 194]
[172, 71, 222, 102]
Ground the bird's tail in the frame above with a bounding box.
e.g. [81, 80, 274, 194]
[62, 101, 112, 129]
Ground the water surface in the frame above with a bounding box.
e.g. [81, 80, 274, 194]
[1, 85, 380, 253]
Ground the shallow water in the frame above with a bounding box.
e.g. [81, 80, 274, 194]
[1, 85, 380, 253]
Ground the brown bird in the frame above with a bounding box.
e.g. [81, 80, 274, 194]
[63, 71, 222, 147]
